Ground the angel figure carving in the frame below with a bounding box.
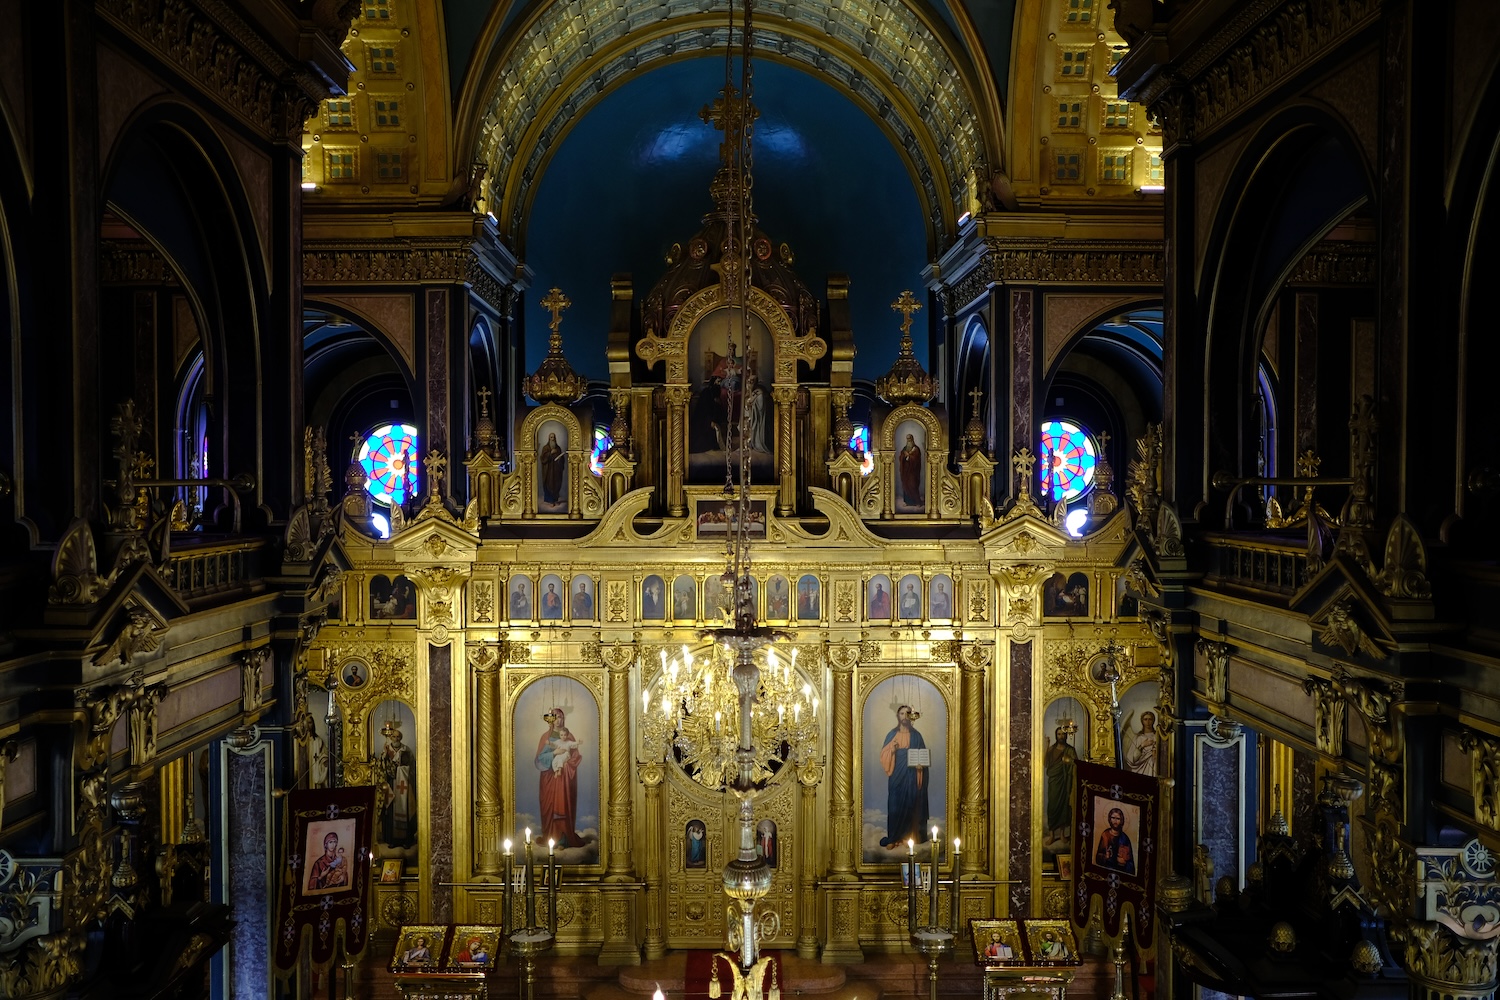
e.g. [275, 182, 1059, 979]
[94, 608, 162, 668]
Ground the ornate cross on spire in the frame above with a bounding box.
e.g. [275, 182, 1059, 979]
[968, 387, 984, 417]
[540, 287, 572, 346]
[700, 85, 754, 168]
[524, 287, 588, 403]
[423, 450, 447, 500]
[892, 289, 922, 338]
[477, 386, 492, 417]
[874, 290, 936, 404]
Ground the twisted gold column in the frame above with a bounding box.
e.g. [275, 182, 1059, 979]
[773, 386, 797, 515]
[604, 644, 636, 877]
[821, 640, 863, 963]
[958, 643, 991, 878]
[665, 386, 690, 517]
[598, 642, 642, 964]
[639, 762, 666, 960]
[796, 760, 825, 958]
[473, 644, 503, 876]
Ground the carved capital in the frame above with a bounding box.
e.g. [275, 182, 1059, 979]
[825, 641, 860, 673]
[1396, 919, 1498, 996]
[1195, 639, 1230, 704]
[240, 646, 271, 713]
[469, 643, 501, 674]
[1302, 677, 1346, 757]
[1459, 730, 1500, 833]
[601, 642, 636, 672]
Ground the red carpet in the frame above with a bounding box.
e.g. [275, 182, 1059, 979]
[683, 951, 782, 1000]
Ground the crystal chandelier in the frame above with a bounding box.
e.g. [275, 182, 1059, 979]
[642, 643, 819, 792]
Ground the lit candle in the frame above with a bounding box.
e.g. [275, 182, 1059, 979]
[907, 838, 917, 934]
[793, 703, 801, 724]
[643, 689, 651, 715]
[503, 838, 514, 936]
[928, 827, 940, 927]
[951, 837, 962, 931]
[812, 696, 819, 719]
[524, 829, 536, 929]
[653, 989, 665, 1000]
[714, 710, 722, 733]
[548, 838, 558, 932]
[778, 705, 785, 724]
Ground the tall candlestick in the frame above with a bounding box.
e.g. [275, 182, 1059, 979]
[548, 838, 558, 933]
[907, 838, 917, 934]
[928, 827, 940, 928]
[525, 831, 536, 929]
[950, 837, 961, 931]
[503, 839, 514, 938]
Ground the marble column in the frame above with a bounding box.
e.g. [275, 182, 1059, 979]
[472, 644, 502, 876]
[428, 644, 454, 923]
[1007, 640, 1032, 916]
[821, 640, 863, 963]
[597, 643, 641, 964]
[222, 734, 274, 998]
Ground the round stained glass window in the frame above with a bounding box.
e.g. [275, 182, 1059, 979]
[1039, 419, 1097, 502]
[358, 423, 420, 506]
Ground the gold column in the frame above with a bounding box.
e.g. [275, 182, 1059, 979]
[598, 642, 642, 964]
[958, 642, 991, 875]
[158, 755, 184, 846]
[473, 644, 503, 876]
[773, 385, 798, 516]
[821, 640, 863, 963]
[796, 759, 825, 959]
[665, 386, 690, 517]
[639, 762, 667, 960]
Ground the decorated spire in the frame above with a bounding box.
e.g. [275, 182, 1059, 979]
[473, 385, 498, 456]
[874, 291, 937, 405]
[522, 287, 588, 404]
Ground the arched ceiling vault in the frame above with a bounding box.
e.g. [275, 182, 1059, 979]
[455, 0, 1005, 255]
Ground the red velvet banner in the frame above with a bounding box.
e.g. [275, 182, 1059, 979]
[1071, 761, 1159, 946]
[273, 786, 378, 970]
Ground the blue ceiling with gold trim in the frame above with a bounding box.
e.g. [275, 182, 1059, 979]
[521, 57, 928, 383]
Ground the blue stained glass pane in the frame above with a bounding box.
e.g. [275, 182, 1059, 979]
[1039, 419, 1098, 502]
[590, 426, 612, 475]
[357, 423, 420, 506]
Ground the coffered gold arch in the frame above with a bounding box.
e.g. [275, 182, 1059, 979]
[455, 0, 1005, 251]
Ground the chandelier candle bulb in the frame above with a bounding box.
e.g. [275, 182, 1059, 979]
[812, 696, 819, 719]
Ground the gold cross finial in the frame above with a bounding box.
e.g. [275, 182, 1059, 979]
[424, 450, 447, 494]
[968, 386, 984, 413]
[540, 287, 571, 334]
[891, 290, 922, 338]
[1096, 429, 1111, 452]
[477, 386, 493, 417]
[1012, 447, 1037, 480]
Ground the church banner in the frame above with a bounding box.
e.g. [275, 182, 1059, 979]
[274, 786, 378, 970]
[1071, 761, 1158, 946]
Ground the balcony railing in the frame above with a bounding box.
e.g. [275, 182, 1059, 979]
[1199, 532, 1309, 597]
[160, 537, 269, 602]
